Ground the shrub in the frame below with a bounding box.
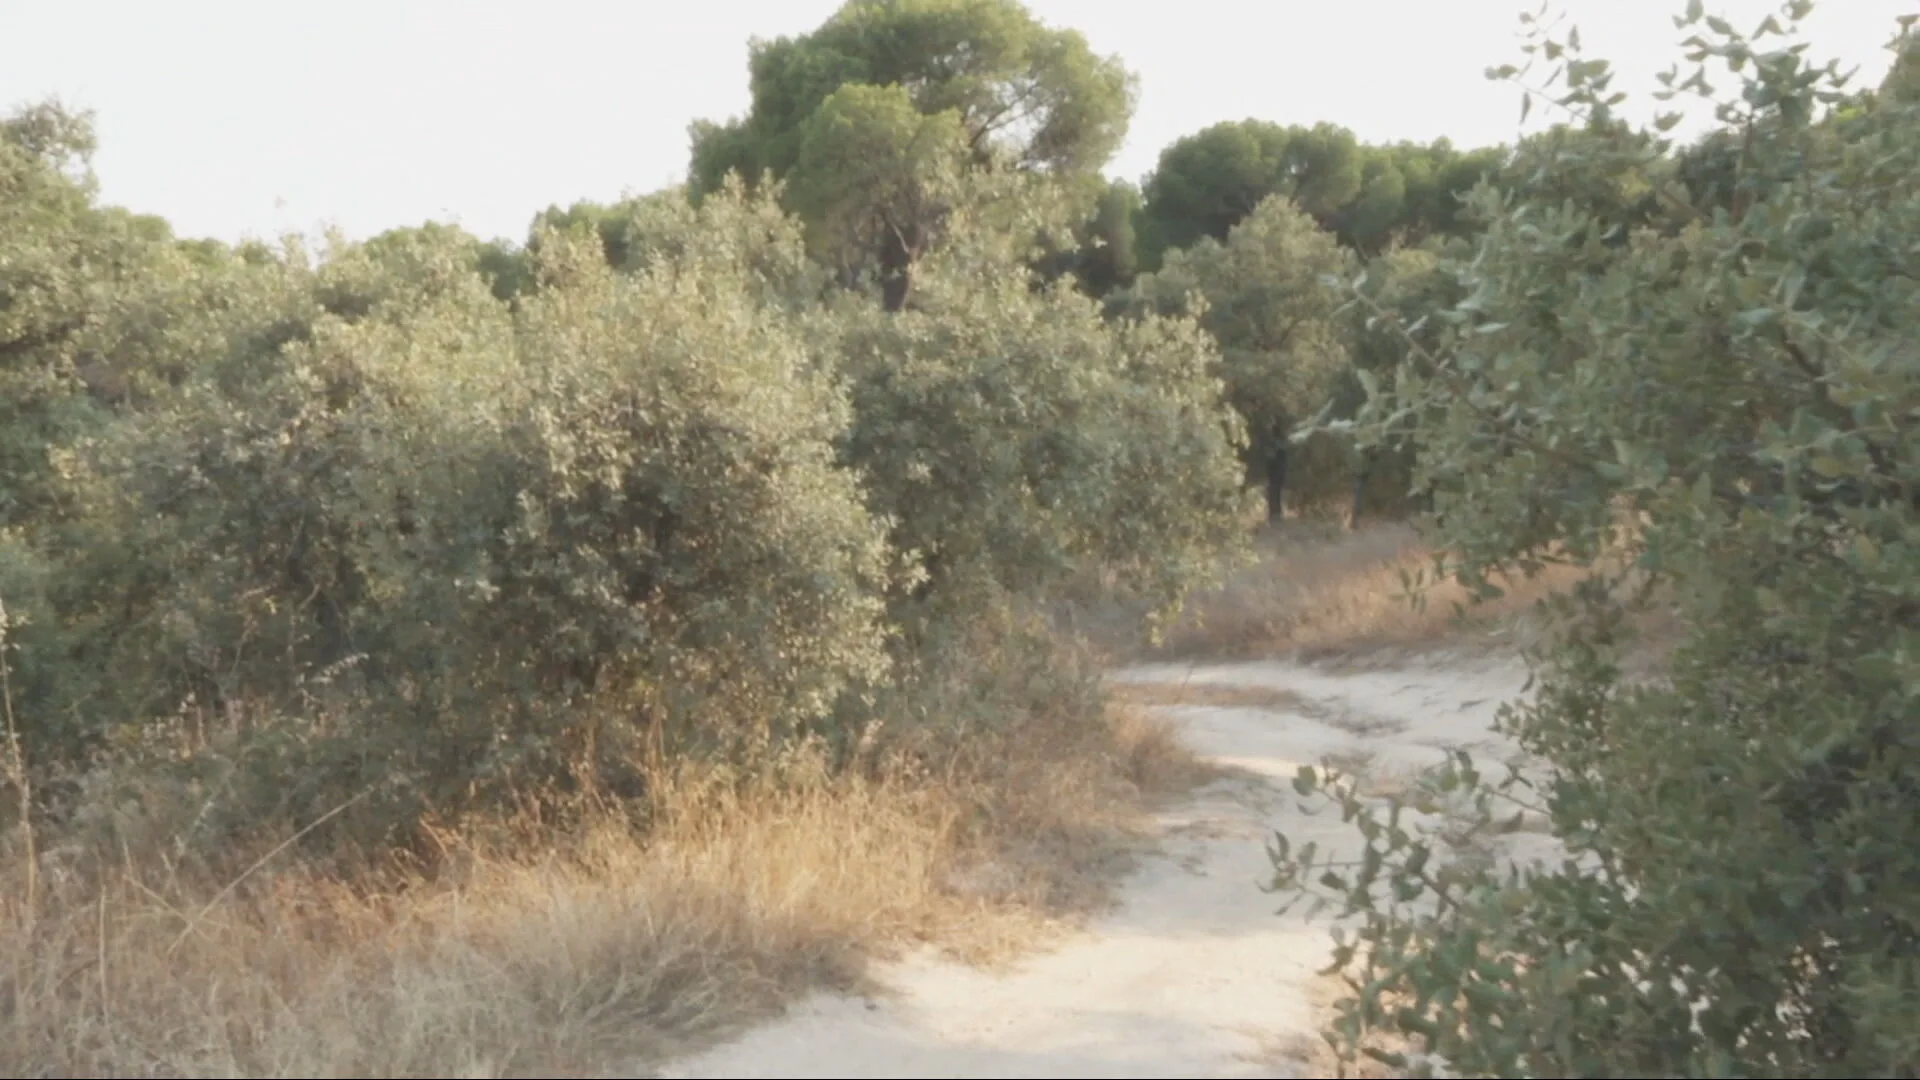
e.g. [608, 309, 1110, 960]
[1272, 9, 1920, 1076]
[829, 220, 1251, 625]
[45, 191, 893, 840]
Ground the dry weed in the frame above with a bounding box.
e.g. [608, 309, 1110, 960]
[1108, 682, 1304, 713]
[1146, 521, 1594, 661]
[1057, 516, 1681, 669]
[0, 691, 1204, 1078]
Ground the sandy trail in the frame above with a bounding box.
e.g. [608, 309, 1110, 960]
[653, 653, 1536, 1079]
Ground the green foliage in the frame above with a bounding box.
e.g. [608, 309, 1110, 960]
[1328, 239, 1471, 523]
[44, 188, 894, 836]
[0, 84, 1249, 852]
[1137, 120, 1362, 266]
[473, 186, 818, 306]
[1273, 7, 1920, 1076]
[1338, 140, 1509, 254]
[829, 209, 1251, 623]
[1078, 178, 1143, 294]
[1495, 117, 1676, 243]
[691, 0, 1135, 193]
[1, 104, 311, 734]
[524, 189, 697, 272]
[1670, 125, 1745, 217]
[790, 83, 971, 310]
[1884, 31, 1920, 102]
[689, 0, 1135, 311]
[1032, 177, 1142, 298]
[1136, 121, 1503, 267]
[1124, 195, 1356, 518]
[1, 103, 143, 525]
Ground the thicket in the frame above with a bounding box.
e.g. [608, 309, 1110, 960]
[0, 1, 1261, 860]
[2, 0, 1523, 861]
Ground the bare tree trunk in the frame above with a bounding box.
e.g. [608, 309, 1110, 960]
[880, 224, 918, 314]
[1346, 450, 1370, 531]
[882, 266, 913, 313]
[1264, 444, 1288, 525]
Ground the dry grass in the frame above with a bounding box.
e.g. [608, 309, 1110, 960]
[0, 696, 1203, 1078]
[1107, 681, 1303, 713]
[1055, 512, 1688, 672]
[0, 515, 1686, 1078]
[1144, 519, 1602, 663]
[1062, 506, 1684, 674]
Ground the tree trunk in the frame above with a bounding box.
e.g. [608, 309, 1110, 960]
[880, 225, 917, 314]
[1264, 443, 1289, 524]
[882, 267, 913, 313]
[1346, 450, 1370, 531]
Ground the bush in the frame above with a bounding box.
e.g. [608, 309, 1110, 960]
[829, 223, 1251, 625]
[1273, 9, 1920, 1077]
[43, 191, 893, 840]
[0, 151, 1255, 855]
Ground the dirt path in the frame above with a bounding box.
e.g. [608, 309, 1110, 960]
[652, 653, 1536, 1079]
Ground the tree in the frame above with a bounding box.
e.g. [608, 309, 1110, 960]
[1670, 124, 1744, 216]
[1273, 8, 1920, 1075]
[789, 84, 970, 311]
[1330, 237, 1469, 526]
[470, 187, 771, 305]
[688, 0, 1136, 310]
[0, 102, 273, 526]
[1136, 120, 1362, 268]
[1, 102, 122, 527]
[1336, 150, 1409, 254]
[826, 206, 1250, 623]
[1124, 195, 1356, 521]
[692, 0, 1134, 187]
[1333, 139, 1508, 253]
[1076, 177, 1142, 294]
[522, 189, 693, 273]
[1885, 29, 1920, 101]
[1137, 121, 1505, 265]
[49, 186, 894, 831]
[1495, 116, 1674, 243]
[1031, 176, 1141, 298]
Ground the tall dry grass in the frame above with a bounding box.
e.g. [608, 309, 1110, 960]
[0, 630, 1203, 1078]
[1169, 516, 1691, 666]
[0, 517, 1679, 1078]
[1064, 519, 1600, 666]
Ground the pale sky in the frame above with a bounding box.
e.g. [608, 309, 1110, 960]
[2, 0, 1912, 245]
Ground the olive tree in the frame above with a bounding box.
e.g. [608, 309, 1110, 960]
[1, 103, 154, 526]
[1, 102, 315, 750]
[54, 187, 894, 832]
[824, 189, 1252, 625]
[1124, 195, 1357, 520]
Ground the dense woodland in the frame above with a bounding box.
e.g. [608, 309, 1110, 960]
[3, 0, 1919, 1074]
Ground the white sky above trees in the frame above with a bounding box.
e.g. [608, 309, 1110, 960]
[2, 0, 1911, 244]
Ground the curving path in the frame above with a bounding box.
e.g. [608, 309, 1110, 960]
[652, 654, 1538, 1079]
